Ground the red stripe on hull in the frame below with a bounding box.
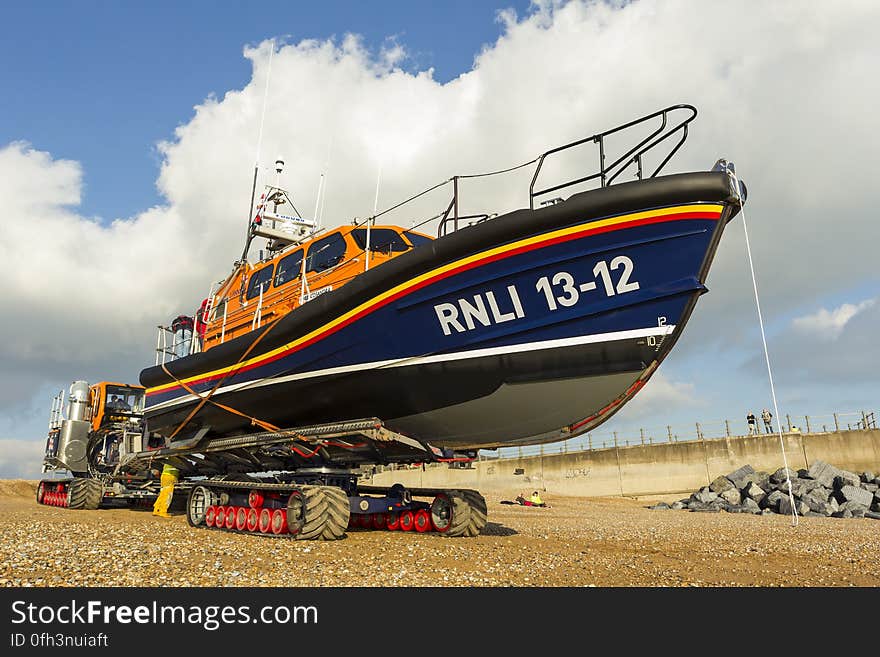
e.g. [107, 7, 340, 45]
[148, 210, 720, 399]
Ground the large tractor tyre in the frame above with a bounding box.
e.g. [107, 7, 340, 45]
[186, 485, 219, 527]
[67, 478, 103, 510]
[289, 486, 350, 541]
[36, 481, 47, 505]
[460, 490, 488, 537]
[321, 486, 351, 540]
[432, 491, 472, 538]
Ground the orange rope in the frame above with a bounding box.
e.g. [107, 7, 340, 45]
[158, 317, 384, 458]
[160, 363, 281, 435]
[162, 315, 285, 439]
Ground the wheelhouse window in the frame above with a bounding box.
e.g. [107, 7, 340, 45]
[105, 386, 144, 414]
[246, 265, 274, 300]
[402, 231, 434, 248]
[274, 249, 303, 287]
[307, 232, 347, 273]
[351, 228, 409, 254]
[211, 298, 226, 321]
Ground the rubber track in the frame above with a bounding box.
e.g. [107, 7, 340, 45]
[460, 489, 488, 537]
[187, 483, 349, 541]
[187, 482, 483, 540]
[68, 478, 102, 510]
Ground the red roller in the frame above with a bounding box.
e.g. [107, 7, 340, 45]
[386, 513, 400, 531]
[372, 513, 387, 530]
[398, 510, 414, 532]
[414, 509, 431, 533]
[248, 490, 264, 508]
[358, 514, 373, 529]
[46, 492, 54, 506]
[258, 508, 272, 533]
[270, 509, 288, 535]
[213, 505, 226, 527]
[205, 505, 217, 527]
[246, 507, 259, 532]
[235, 507, 248, 531]
[224, 506, 237, 530]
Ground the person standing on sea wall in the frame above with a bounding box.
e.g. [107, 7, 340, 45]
[761, 408, 773, 433]
[747, 411, 757, 435]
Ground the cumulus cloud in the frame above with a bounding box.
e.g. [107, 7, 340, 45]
[613, 372, 701, 423]
[742, 295, 880, 389]
[0, 440, 44, 479]
[2, 1, 879, 464]
[792, 298, 875, 340]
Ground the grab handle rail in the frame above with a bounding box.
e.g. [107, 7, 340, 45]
[326, 105, 698, 238]
[528, 104, 697, 209]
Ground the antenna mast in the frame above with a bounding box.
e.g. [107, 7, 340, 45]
[241, 39, 275, 262]
[316, 131, 334, 230]
[365, 162, 381, 271]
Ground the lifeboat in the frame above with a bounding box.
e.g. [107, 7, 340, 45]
[140, 104, 745, 449]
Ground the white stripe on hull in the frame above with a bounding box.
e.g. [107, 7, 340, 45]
[146, 324, 676, 413]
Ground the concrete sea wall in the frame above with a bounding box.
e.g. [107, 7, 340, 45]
[366, 429, 880, 497]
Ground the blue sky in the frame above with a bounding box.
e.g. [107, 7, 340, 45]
[2, 0, 531, 221]
[1, 0, 877, 476]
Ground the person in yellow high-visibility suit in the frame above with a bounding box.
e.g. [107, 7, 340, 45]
[529, 491, 545, 507]
[152, 463, 179, 518]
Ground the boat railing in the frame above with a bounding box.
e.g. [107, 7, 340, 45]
[250, 284, 265, 330]
[528, 104, 697, 209]
[361, 104, 698, 237]
[154, 324, 203, 366]
[437, 213, 492, 238]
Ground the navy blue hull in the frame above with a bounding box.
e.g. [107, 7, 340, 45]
[142, 171, 740, 448]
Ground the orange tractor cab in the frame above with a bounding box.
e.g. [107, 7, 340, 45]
[38, 380, 166, 510]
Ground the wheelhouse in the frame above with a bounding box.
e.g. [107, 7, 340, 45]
[200, 225, 433, 350]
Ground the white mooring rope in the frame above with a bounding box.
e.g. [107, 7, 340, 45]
[732, 170, 799, 527]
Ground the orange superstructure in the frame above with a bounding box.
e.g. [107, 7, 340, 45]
[201, 224, 433, 350]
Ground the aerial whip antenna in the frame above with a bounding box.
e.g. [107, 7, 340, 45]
[317, 131, 334, 228]
[365, 161, 381, 271]
[313, 174, 325, 225]
[241, 39, 276, 262]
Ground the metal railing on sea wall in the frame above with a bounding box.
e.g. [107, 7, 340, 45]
[376, 409, 876, 473]
[475, 409, 878, 462]
[367, 416, 880, 499]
